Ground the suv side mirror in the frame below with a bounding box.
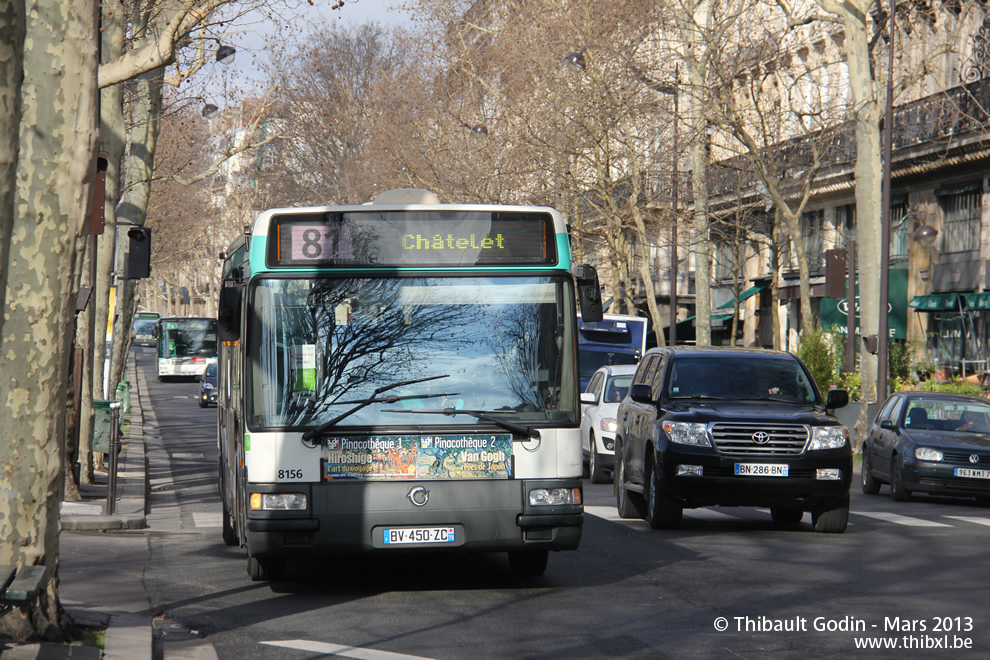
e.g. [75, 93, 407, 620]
[630, 382, 653, 404]
[825, 389, 849, 410]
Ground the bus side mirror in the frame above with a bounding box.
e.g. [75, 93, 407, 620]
[218, 286, 242, 342]
[574, 264, 603, 322]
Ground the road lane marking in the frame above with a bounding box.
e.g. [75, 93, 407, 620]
[584, 505, 739, 522]
[192, 512, 222, 528]
[261, 639, 434, 659]
[852, 511, 950, 527]
[584, 505, 624, 521]
[944, 516, 990, 526]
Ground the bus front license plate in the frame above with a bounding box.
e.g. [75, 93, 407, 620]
[734, 463, 788, 477]
[383, 526, 456, 545]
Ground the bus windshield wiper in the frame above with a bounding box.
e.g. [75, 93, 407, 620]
[384, 408, 541, 440]
[301, 375, 452, 442]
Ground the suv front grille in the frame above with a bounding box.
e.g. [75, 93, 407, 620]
[710, 423, 809, 456]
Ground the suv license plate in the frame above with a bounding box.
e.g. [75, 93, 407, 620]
[735, 463, 788, 477]
[383, 526, 456, 545]
[954, 468, 990, 479]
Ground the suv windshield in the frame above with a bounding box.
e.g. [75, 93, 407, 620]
[668, 355, 817, 403]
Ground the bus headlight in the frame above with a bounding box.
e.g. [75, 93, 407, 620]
[529, 487, 582, 506]
[250, 493, 307, 510]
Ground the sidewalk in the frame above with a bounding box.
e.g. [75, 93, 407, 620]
[1, 351, 153, 660]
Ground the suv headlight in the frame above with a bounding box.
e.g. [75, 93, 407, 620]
[662, 421, 711, 446]
[808, 426, 848, 450]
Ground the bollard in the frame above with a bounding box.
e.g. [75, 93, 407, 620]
[106, 401, 122, 516]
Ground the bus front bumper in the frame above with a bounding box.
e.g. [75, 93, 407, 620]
[243, 479, 584, 557]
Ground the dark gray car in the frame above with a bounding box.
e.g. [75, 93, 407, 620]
[862, 391, 990, 502]
[198, 362, 218, 408]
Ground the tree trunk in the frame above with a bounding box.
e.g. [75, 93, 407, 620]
[688, 82, 712, 346]
[0, 0, 98, 640]
[0, 0, 25, 336]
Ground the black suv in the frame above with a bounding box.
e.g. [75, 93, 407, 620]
[614, 346, 851, 533]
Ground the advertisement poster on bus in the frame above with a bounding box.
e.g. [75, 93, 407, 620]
[321, 434, 512, 481]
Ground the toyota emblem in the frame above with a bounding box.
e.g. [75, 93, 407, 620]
[970, 454, 981, 464]
[751, 431, 771, 445]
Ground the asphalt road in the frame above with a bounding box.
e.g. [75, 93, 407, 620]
[135, 349, 990, 659]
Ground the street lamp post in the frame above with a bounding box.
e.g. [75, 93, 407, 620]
[877, 1, 896, 402]
[650, 69, 679, 345]
[669, 74, 679, 346]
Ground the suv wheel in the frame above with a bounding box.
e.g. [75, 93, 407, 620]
[645, 456, 682, 530]
[861, 447, 881, 495]
[770, 507, 804, 525]
[812, 496, 849, 533]
[615, 442, 646, 519]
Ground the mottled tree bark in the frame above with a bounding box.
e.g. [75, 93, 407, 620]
[0, 0, 98, 641]
[0, 0, 25, 337]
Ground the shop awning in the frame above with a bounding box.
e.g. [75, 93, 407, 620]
[717, 281, 769, 310]
[964, 293, 990, 310]
[908, 293, 959, 311]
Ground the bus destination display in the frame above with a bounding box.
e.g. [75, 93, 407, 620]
[271, 211, 554, 267]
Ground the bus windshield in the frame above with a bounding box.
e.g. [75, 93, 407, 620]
[159, 319, 217, 358]
[247, 275, 578, 429]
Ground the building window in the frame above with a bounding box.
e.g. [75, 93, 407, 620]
[834, 204, 856, 249]
[890, 196, 908, 263]
[802, 209, 825, 270]
[938, 184, 981, 253]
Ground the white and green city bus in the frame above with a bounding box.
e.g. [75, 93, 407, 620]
[215, 189, 603, 581]
[154, 316, 218, 380]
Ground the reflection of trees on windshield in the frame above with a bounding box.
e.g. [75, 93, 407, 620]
[252, 277, 571, 428]
[485, 296, 561, 414]
[276, 279, 468, 425]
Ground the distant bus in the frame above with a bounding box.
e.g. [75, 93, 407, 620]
[132, 311, 160, 348]
[577, 313, 648, 391]
[154, 317, 218, 380]
[216, 188, 603, 581]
